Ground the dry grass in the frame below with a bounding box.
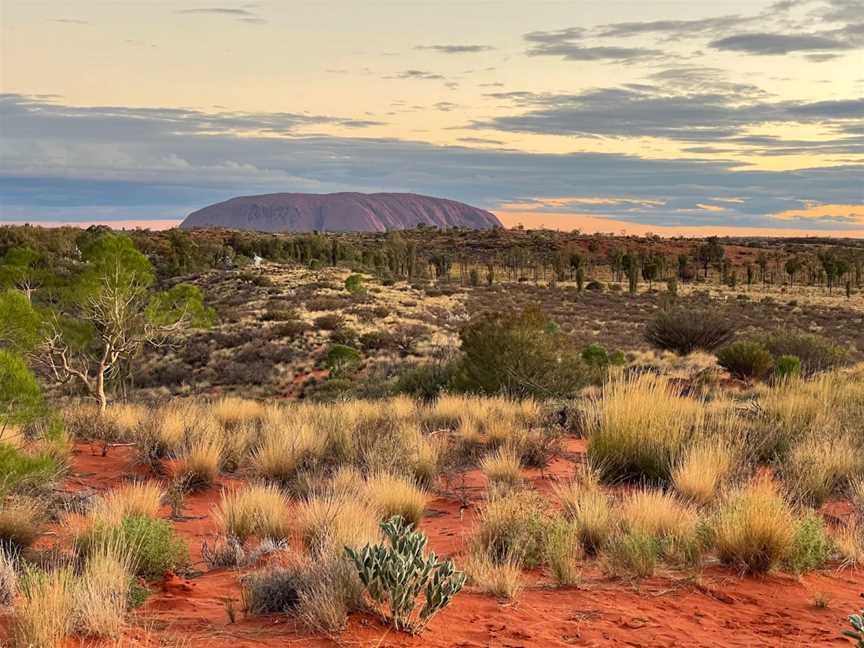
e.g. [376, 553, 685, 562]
[363, 472, 427, 526]
[213, 484, 291, 543]
[673, 437, 738, 505]
[852, 477, 864, 515]
[252, 420, 324, 484]
[783, 434, 863, 506]
[212, 396, 265, 428]
[622, 489, 698, 540]
[0, 498, 43, 551]
[586, 373, 704, 482]
[833, 519, 864, 567]
[473, 490, 549, 568]
[554, 480, 617, 556]
[175, 433, 224, 490]
[544, 517, 582, 585]
[13, 566, 75, 648]
[713, 479, 797, 573]
[463, 551, 524, 600]
[73, 544, 134, 638]
[480, 446, 523, 491]
[0, 548, 18, 606]
[297, 493, 381, 557]
[89, 482, 165, 527]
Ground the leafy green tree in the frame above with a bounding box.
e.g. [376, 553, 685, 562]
[34, 233, 213, 411]
[0, 247, 48, 302]
[0, 289, 43, 353]
[0, 349, 45, 432]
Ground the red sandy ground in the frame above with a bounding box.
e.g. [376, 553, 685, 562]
[2, 439, 861, 647]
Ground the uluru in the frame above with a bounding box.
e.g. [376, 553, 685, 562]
[179, 192, 502, 232]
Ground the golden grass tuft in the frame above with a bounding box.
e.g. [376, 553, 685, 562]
[480, 445, 523, 491]
[297, 493, 381, 557]
[585, 373, 704, 482]
[554, 479, 616, 556]
[463, 551, 524, 600]
[73, 544, 134, 638]
[833, 519, 864, 567]
[673, 437, 737, 505]
[213, 484, 291, 543]
[175, 433, 224, 490]
[621, 489, 698, 540]
[13, 567, 75, 648]
[0, 498, 43, 551]
[89, 482, 165, 528]
[713, 479, 797, 573]
[212, 396, 265, 427]
[252, 420, 324, 484]
[363, 472, 427, 526]
[783, 434, 863, 506]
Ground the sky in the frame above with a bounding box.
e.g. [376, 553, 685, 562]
[0, 0, 863, 236]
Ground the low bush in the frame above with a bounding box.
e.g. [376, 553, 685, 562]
[452, 306, 593, 398]
[716, 341, 774, 380]
[315, 314, 344, 331]
[0, 498, 43, 552]
[773, 354, 802, 380]
[645, 308, 735, 355]
[786, 512, 831, 574]
[604, 531, 661, 578]
[474, 490, 549, 567]
[346, 517, 466, 634]
[0, 443, 62, 497]
[393, 361, 458, 400]
[760, 330, 847, 375]
[76, 515, 188, 580]
[324, 344, 362, 377]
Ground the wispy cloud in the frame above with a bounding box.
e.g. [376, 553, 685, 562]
[416, 44, 494, 54]
[385, 70, 445, 80]
[175, 7, 266, 23]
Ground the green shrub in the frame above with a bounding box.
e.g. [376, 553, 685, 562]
[76, 515, 188, 580]
[330, 326, 359, 347]
[773, 355, 801, 380]
[604, 531, 660, 578]
[0, 444, 60, 497]
[325, 345, 362, 377]
[474, 490, 550, 568]
[345, 274, 366, 295]
[645, 308, 735, 355]
[786, 512, 831, 574]
[716, 341, 774, 380]
[346, 517, 466, 634]
[453, 306, 592, 398]
[0, 349, 45, 427]
[392, 362, 457, 400]
[760, 330, 846, 374]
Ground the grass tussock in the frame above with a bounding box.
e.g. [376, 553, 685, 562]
[252, 420, 325, 485]
[473, 490, 549, 568]
[297, 493, 381, 557]
[174, 432, 224, 490]
[0, 548, 18, 606]
[213, 484, 291, 544]
[88, 481, 165, 528]
[363, 472, 427, 526]
[13, 567, 75, 648]
[673, 437, 738, 505]
[73, 544, 135, 639]
[463, 551, 524, 600]
[586, 373, 704, 482]
[554, 479, 617, 556]
[783, 434, 863, 506]
[480, 445, 523, 492]
[0, 498, 44, 552]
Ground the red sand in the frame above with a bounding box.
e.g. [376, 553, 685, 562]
[2, 440, 861, 647]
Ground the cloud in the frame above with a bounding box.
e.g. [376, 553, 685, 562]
[595, 15, 751, 39]
[175, 7, 266, 23]
[471, 74, 863, 151]
[772, 203, 864, 225]
[1, 93, 863, 233]
[433, 102, 458, 112]
[50, 18, 90, 25]
[709, 32, 853, 54]
[416, 44, 494, 54]
[524, 28, 664, 62]
[385, 70, 445, 80]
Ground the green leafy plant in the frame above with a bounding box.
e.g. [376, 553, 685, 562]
[345, 274, 366, 294]
[773, 354, 801, 380]
[716, 341, 774, 380]
[345, 516, 466, 634]
[845, 609, 864, 647]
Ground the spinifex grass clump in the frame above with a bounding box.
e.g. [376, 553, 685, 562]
[345, 516, 466, 634]
[644, 308, 734, 355]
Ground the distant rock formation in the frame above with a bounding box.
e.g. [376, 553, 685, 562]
[179, 192, 502, 232]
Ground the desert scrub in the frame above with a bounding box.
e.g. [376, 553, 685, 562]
[716, 341, 774, 381]
[711, 479, 827, 574]
[462, 551, 524, 600]
[783, 434, 863, 506]
[213, 484, 291, 544]
[554, 479, 616, 556]
[585, 373, 704, 483]
[759, 330, 847, 375]
[252, 420, 325, 485]
[174, 432, 224, 490]
[644, 308, 734, 355]
[543, 516, 583, 585]
[672, 437, 738, 505]
[346, 517, 466, 634]
[0, 497, 44, 552]
[13, 567, 75, 648]
[297, 493, 381, 557]
[363, 472, 427, 526]
[480, 445, 523, 493]
[0, 548, 18, 606]
[75, 515, 188, 580]
[620, 489, 704, 565]
[0, 442, 63, 497]
[604, 531, 661, 578]
[473, 490, 550, 568]
[73, 544, 136, 639]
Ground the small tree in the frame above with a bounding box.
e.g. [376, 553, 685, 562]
[0, 350, 45, 435]
[32, 233, 213, 412]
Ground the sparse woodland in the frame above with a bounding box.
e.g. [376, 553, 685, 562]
[1, 224, 863, 646]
